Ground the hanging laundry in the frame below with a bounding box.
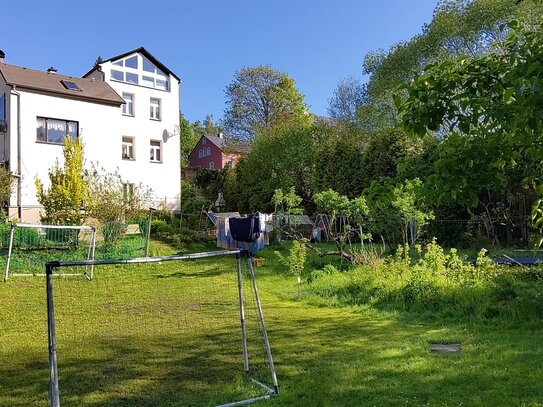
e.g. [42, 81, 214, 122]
[216, 216, 237, 250]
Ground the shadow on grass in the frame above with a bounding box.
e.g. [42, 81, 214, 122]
[262, 304, 543, 406]
[2, 330, 273, 407]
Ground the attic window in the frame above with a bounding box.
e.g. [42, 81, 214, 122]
[61, 80, 81, 91]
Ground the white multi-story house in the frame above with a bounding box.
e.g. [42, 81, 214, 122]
[0, 47, 181, 223]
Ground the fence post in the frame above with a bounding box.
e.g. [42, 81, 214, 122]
[236, 253, 249, 372]
[46, 262, 60, 407]
[144, 208, 156, 257]
[246, 254, 279, 395]
[4, 223, 15, 283]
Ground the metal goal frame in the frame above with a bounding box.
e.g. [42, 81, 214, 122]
[4, 223, 97, 282]
[44, 249, 279, 407]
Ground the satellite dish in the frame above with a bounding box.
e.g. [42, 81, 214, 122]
[162, 125, 181, 142]
[162, 129, 171, 143]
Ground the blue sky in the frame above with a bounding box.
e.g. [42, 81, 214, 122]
[3, 0, 438, 124]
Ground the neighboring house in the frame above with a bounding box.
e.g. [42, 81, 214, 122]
[188, 134, 244, 170]
[0, 47, 181, 223]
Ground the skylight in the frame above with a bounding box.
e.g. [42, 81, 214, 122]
[61, 80, 81, 91]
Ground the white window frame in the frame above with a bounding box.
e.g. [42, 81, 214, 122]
[150, 140, 162, 163]
[150, 98, 161, 121]
[122, 137, 135, 160]
[208, 161, 215, 170]
[110, 54, 170, 91]
[122, 93, 134, 116]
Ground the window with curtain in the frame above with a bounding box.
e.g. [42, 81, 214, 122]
[36, 117, 78, 144]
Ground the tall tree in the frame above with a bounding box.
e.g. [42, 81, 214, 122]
[222, 66, 311, 140]
[179, 114, 197, 167]
[359, 0, 540, 131]
[327, 77, 367, 123]
[226, 125, 317, 212]
[398, 4, 543, 242]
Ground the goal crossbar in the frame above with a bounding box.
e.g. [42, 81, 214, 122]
[4, 223, 97, 282]
[44, 249, 279, 407]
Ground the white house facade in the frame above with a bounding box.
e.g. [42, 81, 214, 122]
[0, 47, 181, 223]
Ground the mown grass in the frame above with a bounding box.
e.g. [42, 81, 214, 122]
[1, 239, 543, 406]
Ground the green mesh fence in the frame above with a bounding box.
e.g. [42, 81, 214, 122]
[0, 222, 150, 278]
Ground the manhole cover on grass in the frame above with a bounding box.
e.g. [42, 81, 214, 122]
[430, 343, 461, 356]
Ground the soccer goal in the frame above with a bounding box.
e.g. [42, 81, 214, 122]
[3, 223, 97, 283]
[44, 250, 278, 407]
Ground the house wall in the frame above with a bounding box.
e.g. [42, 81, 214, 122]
[1, 51, 181, 223]
[222, 152, 242, 168]
[4, 87, 121, 222]
[99, 57, 181, 211]
[188, 136, 223, 170]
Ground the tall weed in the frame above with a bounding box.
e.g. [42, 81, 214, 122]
[306, 240, 543, 323]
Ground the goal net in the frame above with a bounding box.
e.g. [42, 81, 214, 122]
[44, 250, 278, 407]
[2, 223, 96, 282]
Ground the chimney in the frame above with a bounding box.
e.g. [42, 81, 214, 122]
[217, 132, 224, 139]
[0, 50, 5, 63]
[47, 66, 57, 74]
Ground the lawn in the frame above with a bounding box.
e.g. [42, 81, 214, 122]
[1, 240, 542, 406]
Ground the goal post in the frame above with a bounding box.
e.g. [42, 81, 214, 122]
[44, 250, 278, 407]
[3, 223, 97, 283]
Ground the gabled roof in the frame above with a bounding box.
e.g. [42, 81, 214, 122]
[85, 47, 180, 82]
[205, 135, 250, 154]
[0, 63, 125, 106]
[205, 135, 227, 149]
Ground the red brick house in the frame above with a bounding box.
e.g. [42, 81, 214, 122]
[188, 134, 244, 170]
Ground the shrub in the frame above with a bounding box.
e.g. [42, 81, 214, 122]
[0, 225, 45, 249]
[150, 219, 170, 235]
[274, 239, 307, 279]
[101, 221, 127, 248]
[304, 238, 543, 323]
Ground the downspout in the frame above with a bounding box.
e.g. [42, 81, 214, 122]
[10, 86, 21, 221]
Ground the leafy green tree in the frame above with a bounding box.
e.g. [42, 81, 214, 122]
[312, 132, 367, 198]
[310, 189, 370, 262]
[391, 179, 434, 247]
[35, 136, 90, 225]
[179, 114, 197, 167]
[227, 125, 317, 212]
[359, 0, 541, 131]
[364, 179, 433, 248]
[0, 166, 13, 217]
[191, 114, 222, 139]
[87, 165, 154, 223]
[313, 128, 429, 198]
[273, 186, 303, 215]
[222, 66, 312, 140]
[398, 6, 543, 242]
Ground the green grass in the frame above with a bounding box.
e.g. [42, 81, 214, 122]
[1, 240, 543, 406]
